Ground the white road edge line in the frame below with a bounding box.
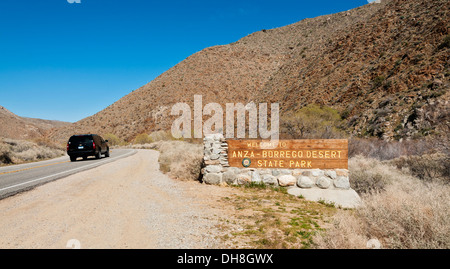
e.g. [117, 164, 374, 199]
[0, 150, 137, 193]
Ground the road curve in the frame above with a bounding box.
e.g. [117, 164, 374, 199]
[0, 149, 136, 200]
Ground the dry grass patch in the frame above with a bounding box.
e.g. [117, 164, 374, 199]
[216, 185, 337, 249]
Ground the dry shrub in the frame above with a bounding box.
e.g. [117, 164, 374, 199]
[102, 133, 124, 146]
[349, 156, 410, 194]
[32, 137, 65, 150]
[390, 153, 449, 182]
[281, 104, 347, 139]
[133, 133, 153, 144]
[0, 138, 64, 165]
[0, 142, 13, 164]
[358, 179, 450, 249]
[315, 156, 450, 249]
[313, 210, 368, 249]
[156, 141, 203, 181]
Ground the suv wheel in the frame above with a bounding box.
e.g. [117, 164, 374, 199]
[105, 148, 110, 158]
[70, 156, 77, 162]
[96, 149, 101, 159]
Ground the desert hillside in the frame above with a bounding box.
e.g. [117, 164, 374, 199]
[256, 0, 449, 141]
[0, 105, 70, 140]
[49, 0, 449, 143]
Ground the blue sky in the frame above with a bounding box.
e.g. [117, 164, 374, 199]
[0, 0, 370, 123]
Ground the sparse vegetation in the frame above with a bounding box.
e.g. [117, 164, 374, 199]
[281, 104, 347, 139]
[312, 142, 450, 249]
[313, 171, 450, 249]
[0, 105, 71, 141]
[133, 133, 153, 145]
[390, 153, 449, 182]
[45, 0, 449, 145]
[218, 186, 336, 249]
[0, 138, 65, 165]
[155, 140, 203, 181]
[349, 156, 406, 194]
[103, 133, 125, 146]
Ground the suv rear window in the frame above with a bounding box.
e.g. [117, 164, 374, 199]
[69, 136, 93, 144]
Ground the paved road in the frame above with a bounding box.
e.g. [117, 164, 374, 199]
[0, 149, 136, 200]
[0, 149, 230, 249]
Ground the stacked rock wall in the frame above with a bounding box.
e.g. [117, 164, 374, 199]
[201, 134, 351, 190]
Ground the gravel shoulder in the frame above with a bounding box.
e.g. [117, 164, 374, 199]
[0, 149, 237, 249]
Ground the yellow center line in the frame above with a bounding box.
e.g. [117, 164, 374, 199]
[0, 160, 70, 176]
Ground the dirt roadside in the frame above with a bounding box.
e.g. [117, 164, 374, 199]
[0, 149, 240, 249]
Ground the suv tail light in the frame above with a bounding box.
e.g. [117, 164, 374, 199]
[67, 143, 69, 151]
[93, 142, 96, 150]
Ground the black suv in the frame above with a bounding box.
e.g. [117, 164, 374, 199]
[67, 134, 110, 162]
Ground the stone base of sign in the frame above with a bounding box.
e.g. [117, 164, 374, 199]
[202, 134, 361, 207]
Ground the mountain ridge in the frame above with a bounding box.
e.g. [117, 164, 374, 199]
[48, 0, 448, 143]
[0, 105, 70, 140]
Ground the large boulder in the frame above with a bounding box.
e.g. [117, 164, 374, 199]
[316, 176, 331, 189]
[278, 175, 297, 187]
[261, 174, 278, 186]
[203, 173, 222, 185]
[334, 176, 350, 189]
[297, 176, 314, 188]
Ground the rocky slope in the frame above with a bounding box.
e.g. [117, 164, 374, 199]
[256, 0, 449, 140]
[49, 0, 449, 143]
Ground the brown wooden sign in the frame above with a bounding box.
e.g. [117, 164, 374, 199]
[227, 139, 348, 169]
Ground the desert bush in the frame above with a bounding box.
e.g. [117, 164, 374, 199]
[281, 104, 347, 139]
[155, 141, 203, 181]
[389, 153, 449, 182]
[314, 164, 450, 249]
[358, 179, 450, 249]
[349, 156, 412, 194]
[133, 133, 153, 144]
[0, 142, 13, 164]
[103, 133, 124, 146]
[32, 137, 65, 150]
[312, 210, 369, 249]
[0, 138, 64, 165]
